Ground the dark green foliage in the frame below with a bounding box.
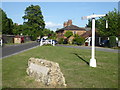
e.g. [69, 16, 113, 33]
[86, 8, 119, 37]
[64, 31, 73, 38]
[22, 5, 45, 40]
[109, 36, 117, 47]
[63, 39, 68, 44]
[72, 35, 85, 45]
[64, 31, 73, 44]
[43, 28, 56, 40]
[1, 8, 13, 34]
[58, 38, 64, 44]
[86, 19, 99, 28]
[13, 24, 23, 35]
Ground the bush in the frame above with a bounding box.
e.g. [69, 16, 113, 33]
[58, 38, 64, 44]
[30, 35, 37, 41]
[72, 37, 85, 45]
[109, 36, 117, 48]
[63, 39, 68, 44]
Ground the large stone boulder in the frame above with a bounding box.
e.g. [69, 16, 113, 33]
[26, 57, 67, 87]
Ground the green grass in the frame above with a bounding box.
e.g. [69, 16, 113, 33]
[2, 46, 118, 88]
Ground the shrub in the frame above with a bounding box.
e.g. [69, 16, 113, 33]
[109, 36, 117, 47]
[30, 35, 37, 41]
[58, 38, 64, 44]
[63, 39, 68, 44]
[72, 37, 85, 45]
[64, 31, 73, 38]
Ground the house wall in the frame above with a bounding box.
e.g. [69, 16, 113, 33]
[64, 30, 86, 36]
[56, 30, 86, 42]
[56, 31, 65, 41]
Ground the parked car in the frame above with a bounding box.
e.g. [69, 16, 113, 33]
[99, 40, 109, 47]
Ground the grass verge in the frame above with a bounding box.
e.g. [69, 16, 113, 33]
[2, 46, 118, 88]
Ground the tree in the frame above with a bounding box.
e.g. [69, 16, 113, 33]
[64, 31, 73, 38]
[13, 23, 24, 35]
[98, 9, 119, 37]
[86, 8, 119, 37]
[22, 5, 45, 40]
[1, 8, 13, 34]
[72, 34, 85, 45]
[42, 28, 56, 40]
[86, 19, 100, 28]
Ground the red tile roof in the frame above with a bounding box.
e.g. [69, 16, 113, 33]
[81, 29, 99, 38]
[56, 25, 85, 32]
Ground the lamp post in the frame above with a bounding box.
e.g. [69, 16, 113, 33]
[82, 14, 107, 67]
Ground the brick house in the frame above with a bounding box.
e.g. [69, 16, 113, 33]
[81, 29, 102, 46]
[56, 20, 86, 43]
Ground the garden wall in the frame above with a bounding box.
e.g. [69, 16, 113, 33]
[2, 34, 32, 44]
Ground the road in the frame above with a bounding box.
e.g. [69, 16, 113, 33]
[56, 44, 119, 53]
[2, 42, 39, 59]
[1, 43, 119, 59]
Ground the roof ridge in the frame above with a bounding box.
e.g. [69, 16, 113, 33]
[56, 24, 86, 32]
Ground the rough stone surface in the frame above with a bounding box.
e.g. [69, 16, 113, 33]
[26, 57, 67, 87]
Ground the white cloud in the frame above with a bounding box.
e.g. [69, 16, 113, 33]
[45, 22, 62, 30]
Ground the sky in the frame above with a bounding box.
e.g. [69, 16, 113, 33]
[1, 2, 118, 31]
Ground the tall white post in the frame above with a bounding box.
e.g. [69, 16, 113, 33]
[40, 38, 43, 46]
[90, 18, 96, 67]
[82, 14, 107, 68]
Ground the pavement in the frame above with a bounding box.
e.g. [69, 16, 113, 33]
[1, 42, 39, 59]
[56, 44, 119, 53]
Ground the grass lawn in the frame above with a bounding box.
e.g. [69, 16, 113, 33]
[2, 46, 118, 88]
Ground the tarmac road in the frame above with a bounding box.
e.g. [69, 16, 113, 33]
[56, 44, 119, 53]
[1, 43, 119, 59]
[2, 42, 39, 59]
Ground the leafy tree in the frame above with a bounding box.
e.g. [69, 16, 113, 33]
[43, 28, 52, 36]
[98, 9, 119, 37]
[86, 19, 100, 28]
[58, 38, 64, 44]
[109, 36, 117, 47]
[73, 34, 79, 38]
[86, 8, 119, 37]
[1, 8, 13, 34]
[72, 35, 85, 45]
[13, 23, 24, 35]
[64, 31, 73, 38]
[42, 28, 56, 40]
[22, 5, 45, 40]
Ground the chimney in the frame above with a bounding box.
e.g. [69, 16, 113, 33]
[63, 22, 67, 27]
[67, 20, 72, 26]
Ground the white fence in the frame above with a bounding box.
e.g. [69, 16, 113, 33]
[40, 39, 55, 46]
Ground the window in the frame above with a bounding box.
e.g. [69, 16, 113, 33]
[74, 31, 76, 35]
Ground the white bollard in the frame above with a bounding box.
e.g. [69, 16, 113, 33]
[53, 41, 55, 46]
[40, 39, 43, 46]
[0, 39, 2, 46]
[51, 39, 52, 45]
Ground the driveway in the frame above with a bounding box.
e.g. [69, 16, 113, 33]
[2, 42, 39, 59]
[56, 44, 119, 53]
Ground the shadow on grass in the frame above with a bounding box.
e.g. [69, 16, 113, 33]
[72, 53, 89, 65]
